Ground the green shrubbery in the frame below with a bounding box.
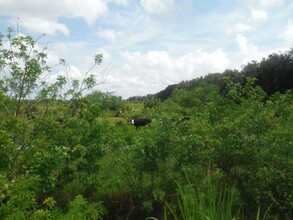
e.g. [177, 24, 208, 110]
[0, 29, 293, 219]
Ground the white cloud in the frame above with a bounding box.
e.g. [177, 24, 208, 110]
[146, 51, 173, 69]
[280, 19, 293, 44]
[15, 17, 70, 35]
[233, 33, 274, 66]
[0, 0, 109, 34]
[232, 22, 254, 33]
[98, 29, 121, 43]
[175, 49, 230, 77]
[111, 49, 230, 97]
[259, 0, 283, 7]
[236, 34, 253, 54]
[227, 7, 268, 35]
[108, 0, 130, 6]
[0, 0, 108, 24]
[68, 65, 83, 80]
[140, 0, 175, 15]
[119, 50, 173, 83]
[251, 8, 267, 22]
[63, 0, 108, 25]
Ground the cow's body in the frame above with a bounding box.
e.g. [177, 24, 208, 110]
[131, 118, 151, 130]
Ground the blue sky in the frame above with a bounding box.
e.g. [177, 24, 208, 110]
[0, 0, 293, 98]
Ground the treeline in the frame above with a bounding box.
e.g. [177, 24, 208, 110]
[154, 48, 293, 100]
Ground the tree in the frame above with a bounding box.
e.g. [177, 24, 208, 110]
[0, 27, 106, 185]
[0, 28, 106, 117]
[0, 28, 109, 219]
[0, 28, 50, 116]
[241, 48, 293, 95]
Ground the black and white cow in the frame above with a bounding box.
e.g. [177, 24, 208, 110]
[131, 118, 152, 130]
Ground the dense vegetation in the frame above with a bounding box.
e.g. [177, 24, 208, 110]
[0, 29, 293, 219]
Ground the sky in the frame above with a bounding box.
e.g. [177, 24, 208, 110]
[0, 0, 293, 99]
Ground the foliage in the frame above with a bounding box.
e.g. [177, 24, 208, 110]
[84, 90, 125, 111]
[168, 178, 241, 220]
[60, 195, 105, 220]
[1, 28, 293, 219]
[144, 95, 160, 108]
[241, 49, 293, 95]
[0, 28, 49, 116]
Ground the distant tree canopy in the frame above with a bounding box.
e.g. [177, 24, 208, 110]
[242, 49, 293, 95]
[84, 90, 124, 111]
[127, 95, 148, 102]
[154, 48, 293, 100]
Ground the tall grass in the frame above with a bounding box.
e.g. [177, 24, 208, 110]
[255, 206, 279, 220]
[166, 177, 240, 220]
[146, 177, 278, 220]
